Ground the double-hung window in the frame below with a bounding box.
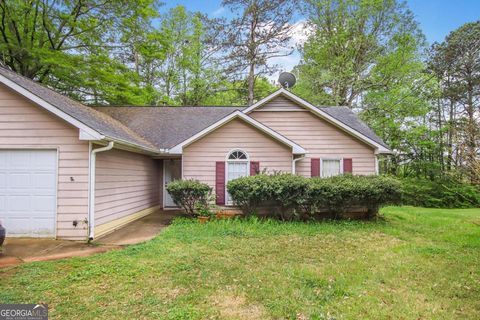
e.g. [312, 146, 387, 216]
[322, 159, 342, 177]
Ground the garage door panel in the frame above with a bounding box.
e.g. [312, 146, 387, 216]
[33, 195, 56, 211]
[0, 153, 6, 167]
[8, 152, 30, 168]
[0, 173, 5, 188]
[6, 195, 31, 211]
[33, 173, 56, 190]
[0, 150, 56, 237]
[31, 218, 55, 236]
[5, 217, 32, 234]
[8, 173, 31, 189]
[35, 151, 57, 169]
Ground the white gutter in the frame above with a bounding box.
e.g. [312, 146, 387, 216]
[88, 141, 114, 240]
[292, 154, 306, 174]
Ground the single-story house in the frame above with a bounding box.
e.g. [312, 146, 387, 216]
[0, 67, 391, 240]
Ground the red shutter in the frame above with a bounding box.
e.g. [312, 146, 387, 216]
[343, 158, 353, 173]
[311, 158, 320, 177]
[215, 161, 226, 205]
[250, 161, 260, 175]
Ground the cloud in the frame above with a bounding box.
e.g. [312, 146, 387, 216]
[289, 20, 312, 46]
[212, 7, 226, 17]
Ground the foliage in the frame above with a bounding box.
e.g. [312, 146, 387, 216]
[295, 0, 425, 107]
[0, 0, 160, 104]
[401, 177, 480, 208]
[202, 77, 277, 105]
[166, 179, 212, 217]
[225, 174, 271, 214]
[221, 0, 296, 104]
[307, 175, 402, 218]
[428, 21, 480, 183]
[227, 174, 402, 219]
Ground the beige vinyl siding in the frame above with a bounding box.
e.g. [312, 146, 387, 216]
[257, 95, 305, 111]
[183, 118, 292, 190]
[95, 148, 159, 227]
[158, 159, 164, 208]
[0, 83, 89, 240]
[250, 98, 376, 175]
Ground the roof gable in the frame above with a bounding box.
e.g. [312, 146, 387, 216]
[168, 111, 306, 155]
[244, 89, 391, 153]
[0, 67, 157, 152]
[255, 95, 306, 112]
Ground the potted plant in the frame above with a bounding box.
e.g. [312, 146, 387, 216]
[196, 208, 213, 223]
[195, 195, 216, 223]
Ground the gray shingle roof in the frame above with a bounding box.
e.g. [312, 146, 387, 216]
[0, 67, 157, 151]
[319, 106, 388, 148]
[95, 105, 388, 150]
[94, 106, 246, 149]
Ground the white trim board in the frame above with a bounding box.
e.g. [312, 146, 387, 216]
[168, 111, 306, 155]
[243, 88, 391, 154]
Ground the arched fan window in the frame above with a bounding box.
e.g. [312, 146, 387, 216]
[227, 150, 248, 160]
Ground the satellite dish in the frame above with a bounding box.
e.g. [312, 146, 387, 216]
[278, 72, 296, 89]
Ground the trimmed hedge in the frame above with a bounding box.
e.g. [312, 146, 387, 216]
[401, 178, 480, 208]
[227, 174, 402, 219]
[166, 179, 212, 216]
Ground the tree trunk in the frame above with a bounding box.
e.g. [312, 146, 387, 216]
[247, 64, 255, 105]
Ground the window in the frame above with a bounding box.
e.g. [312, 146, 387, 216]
[322, 159, 342, 177]
[226, 150, 249, 204]
[228, 150, 248, 160]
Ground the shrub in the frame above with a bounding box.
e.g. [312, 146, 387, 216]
[227, 174, 402, 219]
[166, 179, 212, 216]
[306, 175, 401, 218]
[226, 174, 271, 215]
[269, 174, 310, 220]
[401, 178, 480, 208]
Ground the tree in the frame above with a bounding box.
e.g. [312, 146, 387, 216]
[221, 0, 296, 105]
[428, 21, 480, 183]
[295, 0, 424, 107]
[0, 0, 159, 104]
[157, 7, 226, 105]
[360, 32, 437, 177]
[203, 77, 276, 105]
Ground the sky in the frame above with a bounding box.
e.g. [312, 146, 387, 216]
[163, 0, 480, 74]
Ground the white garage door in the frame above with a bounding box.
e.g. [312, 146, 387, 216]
[0, 150, 57, 237]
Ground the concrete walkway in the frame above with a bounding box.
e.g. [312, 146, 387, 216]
[95, 209, 181, 245]
[0, 210, 181, 268]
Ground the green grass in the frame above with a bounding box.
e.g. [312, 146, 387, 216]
[1, 207, 479, 319]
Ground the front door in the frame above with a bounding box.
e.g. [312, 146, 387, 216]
[164, 159, 182, 207]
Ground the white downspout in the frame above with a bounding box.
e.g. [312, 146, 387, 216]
[88, 141, 114, 240]
[292, 154, 305, 175]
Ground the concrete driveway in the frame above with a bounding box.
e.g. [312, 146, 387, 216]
[0, 209, 181, 268]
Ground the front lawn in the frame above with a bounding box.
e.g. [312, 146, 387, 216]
[1, 207, 479, 319]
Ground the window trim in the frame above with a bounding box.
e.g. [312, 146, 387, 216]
[226, 149, 249, 161]
[225, 149, 250, 205]
[320, 158, 344, 178]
